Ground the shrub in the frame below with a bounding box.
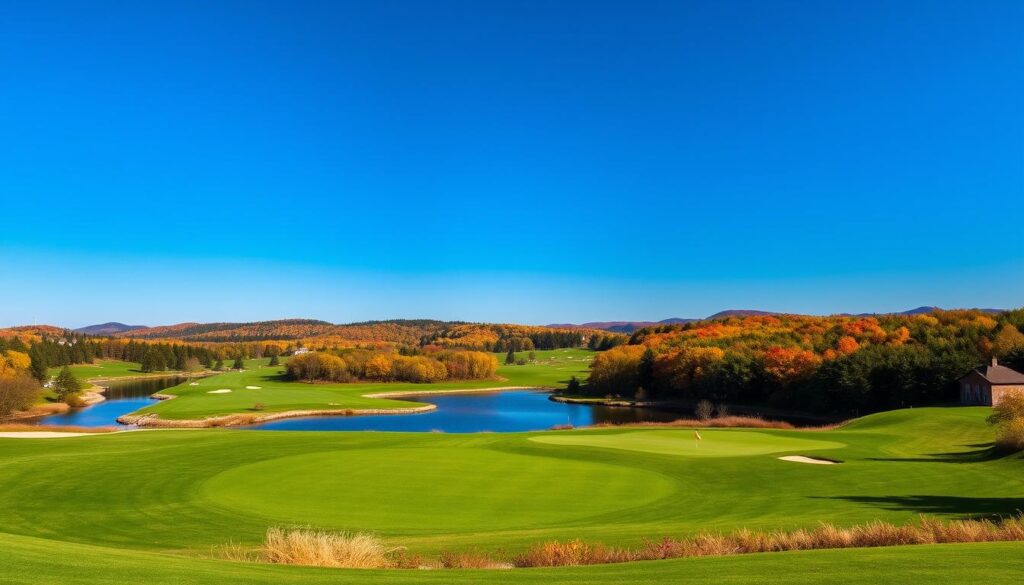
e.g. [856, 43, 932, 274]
[0, 373, 42, 418]
[695, 399, 714, 420]
[988, 391, 1024, 452]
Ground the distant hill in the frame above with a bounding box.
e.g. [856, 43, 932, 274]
[74, 322, 148, 335]
[546, 318, 698, 334]
[548, 307, 1007, 333]
[111, 318, 454, 345]
[705, 309, 775, 320]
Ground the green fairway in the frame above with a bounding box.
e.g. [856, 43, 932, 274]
[46, 359, 155, 380]
[0, 406, 1022, 583]
[201, 447, 675, 532]
[131, 349, 593, 421]
[531, 429, 844, 458]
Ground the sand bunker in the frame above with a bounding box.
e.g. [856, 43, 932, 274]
[245, 386, 262, 390]
[208, 389, 232, 394]
[0, 432, 97, 439]
[189, 382, 199, 386]
[778, 455, 839, 465]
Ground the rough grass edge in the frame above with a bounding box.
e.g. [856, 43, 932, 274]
[215, 516, 1024, 570]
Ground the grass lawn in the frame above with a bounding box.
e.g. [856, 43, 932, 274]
[46, 359, 170, 380]
[132, 348, 594, 421]
[0, 407, 1022, 583]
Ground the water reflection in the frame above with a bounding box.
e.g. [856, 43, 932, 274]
[251, 390, 683, 433]
[37, 376, 186, 427]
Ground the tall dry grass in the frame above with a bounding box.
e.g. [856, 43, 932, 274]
[263, 527, 399, 569]
[224, 517, 1024, 570]
[513, 516, 1024, 567]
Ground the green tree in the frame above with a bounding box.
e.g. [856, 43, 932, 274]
[53, 366, 83, 404]
[232, 356, 245, 370]
[268, 354, 280, 367]
[505, 349, 516, 365]
[28, 354, 48, 384]
[214, 359, 224, 371]
[141, 350, 166, 373]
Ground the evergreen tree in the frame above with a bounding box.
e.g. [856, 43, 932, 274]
[505, 348, 516, 365]
[268, 354, 280, 367]
[53, 366, 83, 404]
[28, 351, 48, 383]
[141, 350, 166, 372]
[214, 359, 224, 371]
[232, 356, 245, 370]
[566, 375, 581, 395]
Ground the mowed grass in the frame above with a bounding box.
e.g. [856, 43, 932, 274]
[2, 531, 1023, 585]
[530, 429, 844, 458]
[135, 349, 594, 421]
[46, 359, 158, 380]
[0, 407, 1023, 584]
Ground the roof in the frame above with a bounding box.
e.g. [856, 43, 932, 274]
[965, 360, 1024, 385]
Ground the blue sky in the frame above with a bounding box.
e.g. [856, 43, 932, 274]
[1, 0, 1021, 328]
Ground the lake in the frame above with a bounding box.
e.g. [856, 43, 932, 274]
[249, 390, 683, 432]
[36, 382, 683, 432]
[36, 376, 187, 428]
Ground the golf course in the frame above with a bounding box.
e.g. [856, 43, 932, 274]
[2, 401, 1023, 584]
[122, 349, 595, 424]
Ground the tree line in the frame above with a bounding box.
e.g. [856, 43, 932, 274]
[582, 309, 1024, 415]
[285, 349, 498, 384]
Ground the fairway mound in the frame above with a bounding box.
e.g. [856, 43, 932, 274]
[778, 455, 840, 465]
[245, 386, 262, 389]
[208, 389, 232, 394]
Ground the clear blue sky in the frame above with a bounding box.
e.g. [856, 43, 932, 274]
[1, 0, 1021, 328]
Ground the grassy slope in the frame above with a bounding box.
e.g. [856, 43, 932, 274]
[0, 407, 1022, 583]
[136, 349, 593, 420]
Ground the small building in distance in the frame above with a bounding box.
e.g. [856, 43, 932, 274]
[959, 357, 1024, 405]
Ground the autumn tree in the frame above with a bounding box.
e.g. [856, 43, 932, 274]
[0, 373, 41, 418]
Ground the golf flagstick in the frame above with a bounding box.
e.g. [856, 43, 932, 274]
[694, 430, 702, 448]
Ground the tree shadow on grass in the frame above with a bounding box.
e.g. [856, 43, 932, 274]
[816, 495, 1024, 519]
[866, 442, 1006, 464]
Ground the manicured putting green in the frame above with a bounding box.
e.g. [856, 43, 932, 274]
[201, 447, 675, 532]
[530, 429, 845, 458]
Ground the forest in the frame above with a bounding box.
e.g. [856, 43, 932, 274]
[584, 309, 1024, 415]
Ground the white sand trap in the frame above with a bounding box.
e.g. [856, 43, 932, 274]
[189, 382, 199, 386]
[779, 455, 838, 465]
[245, 386, 261, 390]
[0, 432, 97, 439]
[208, 389, 232, 394]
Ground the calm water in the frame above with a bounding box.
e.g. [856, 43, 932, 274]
[37, 376, 186, 427]
[250, 390, 683, 433]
